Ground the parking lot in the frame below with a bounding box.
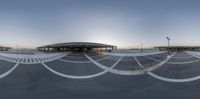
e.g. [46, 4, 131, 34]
[0, 51, 200, 99]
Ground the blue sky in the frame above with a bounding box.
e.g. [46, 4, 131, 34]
[0, 0, 200, 48]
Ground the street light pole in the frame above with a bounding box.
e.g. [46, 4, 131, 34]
[140, 43, 143, 52]
[166, 37, 170, 55]
[16, 44, 19, 53]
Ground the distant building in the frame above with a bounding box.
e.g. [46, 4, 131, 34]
[0, 46, 12, 51]
[37, 42, 117, 52]
[155, 46, 200, 51]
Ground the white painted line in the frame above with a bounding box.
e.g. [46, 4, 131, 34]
[33, 58, 36, 63]
[21, 58, 25, 63]
[0, 52, 67, 64]
[38, 58, 42, 62]
[58, 59, 91, 63]
[166, 60, 200, 64]
[186, 51, 200, 59]
[31, 59, 34, 63]
[95, 56, 113, 61]
[25, 58, 28, 63]
[144, 52, 176, 71]
[135, 51, 200, 83]
[64, 55, 86, 58]
[171, 56, 194, 59]
[14, 58, 18, 62]
[57, 55, 113, 64]
[7, 57, 11, 60]
[101, 51, 167, 57]
[16, 58, 20, 62]
[16, 58, 21, 63]
[11, 57, 14, 61]
[144, 55, 164, 62]
[147, 72, 200, 83]
[19, 58, 23, 63]
[41, 57, 122, 79]
[0, 63, 19, 79]
[85, 54, 145, 75]
[145, 55, 200, 65]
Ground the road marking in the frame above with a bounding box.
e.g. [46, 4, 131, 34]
[58, 58, 91, 63]
[135, 52, 200, 83]
[57, 55, 113, 64]
[145, 55, 200, 65]
[166, 60, 200, 64]
[1, 51, 200, 82]
[41, 57, 122, 79]
[171, 56, 194, 59]
[101, 51, 167, 57]
[0, 52, 66, 64]
[147, 72, 200, 83]
[186, 51, 200, 59]
[85, 54, 145, 75]
[0, 63, 19, 79]
[144, 52, 176, 71]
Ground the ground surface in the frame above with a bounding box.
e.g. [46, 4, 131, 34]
[0, 51, 200, 99]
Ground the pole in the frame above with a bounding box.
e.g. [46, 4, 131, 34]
[140, 43, 143, 52]
[166, 37, 170, 55]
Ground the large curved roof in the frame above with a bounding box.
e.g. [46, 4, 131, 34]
[38, 42, 117, 48]
[0, 46, 12, 49]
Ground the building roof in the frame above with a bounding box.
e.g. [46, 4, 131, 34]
[0, 46, 12, 49]
[38, 42, 117, 48]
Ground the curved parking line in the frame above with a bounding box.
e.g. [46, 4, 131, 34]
[137, 52, 176, 71]
[0, 63, 19, 79]
[41, 57, 122, 79]
[145, 55, 200, 65]
[65, 52, 105, 58]
[135, 53, 200, 83]
[57, 58, 91, 63]
[95, 56, 113, 61]
[87, 54, 108, 58]
[64, 56, 86, 58]
[85, 52, 176, 76]
[57, 55, 113, 64]
[101, 51, 167, 57]
[171, 56, 194, 59]
[152, 54, 194, 59]
[150, 54, 168, 58]
[85, 54, 145, 75]
[169, 52, 195, 59]
[144, 55, 166, 62]
[186, 51, 200, 59]
[166, 60, 200, 64]
[147, 72, 200, 83]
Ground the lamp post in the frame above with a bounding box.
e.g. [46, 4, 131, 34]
[83, 44, 87, 52]
[16, 44, 19, 53]
[140, 43, 143, 52]
[166, 37, 170, 55]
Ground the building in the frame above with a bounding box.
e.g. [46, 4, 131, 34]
[0, 46, 12, 51]
[155, 46, 200, 51]
[37, 42, 117, 52]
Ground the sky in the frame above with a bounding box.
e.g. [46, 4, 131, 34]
[0, 0, 200, 49]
